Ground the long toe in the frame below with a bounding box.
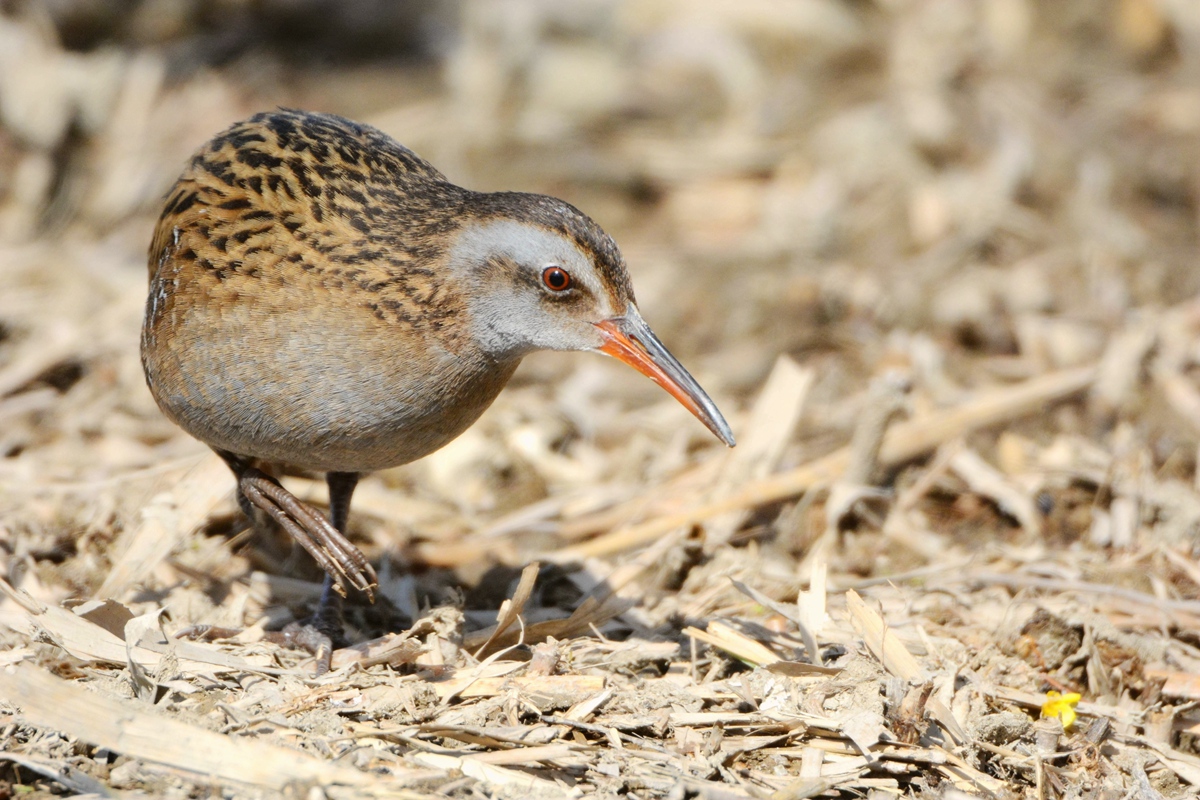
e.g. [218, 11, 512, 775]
[237, 468, 378, 599]
[265, 619, 345, 675]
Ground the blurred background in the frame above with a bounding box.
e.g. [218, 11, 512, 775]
[3, 0, 1200, 583]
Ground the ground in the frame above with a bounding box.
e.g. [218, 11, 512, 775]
[3, 1, 1200, 797]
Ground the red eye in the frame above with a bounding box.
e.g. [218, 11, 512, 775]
[542, 266, 571, 291]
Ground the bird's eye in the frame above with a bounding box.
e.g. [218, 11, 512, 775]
[542, 266, 571, 291]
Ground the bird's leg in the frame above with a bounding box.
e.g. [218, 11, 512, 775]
[274, 472, 360, 673]
[199, 452, 375, 674]
[215, 450, 377, 599]
[316, 471, 360, 625]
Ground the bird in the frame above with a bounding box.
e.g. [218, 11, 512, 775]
[141, 109, 735, 669]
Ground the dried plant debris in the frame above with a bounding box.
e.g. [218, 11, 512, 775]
[5, 0, 1200, 796]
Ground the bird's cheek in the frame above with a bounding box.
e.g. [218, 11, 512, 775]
[535, 315, 605, 353]
[579, 322, 608, 351]
[551, 309, 606, 351]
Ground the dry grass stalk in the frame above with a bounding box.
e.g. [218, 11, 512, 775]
[554, 365, 1096, 560]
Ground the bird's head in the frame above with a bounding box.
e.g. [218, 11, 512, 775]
[447, 192, 735, 447]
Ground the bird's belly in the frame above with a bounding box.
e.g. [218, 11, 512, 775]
[143, 308, 517, 473]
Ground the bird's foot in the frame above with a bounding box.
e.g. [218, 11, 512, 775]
[177, 615, 345, 676]
[175, 624, 242, 641]
[264, 620, 343, 676]
[237, 467, 377, 600]
[265, 580, 348, 675]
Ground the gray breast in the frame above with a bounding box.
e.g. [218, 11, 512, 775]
[145, 308, 520, 473]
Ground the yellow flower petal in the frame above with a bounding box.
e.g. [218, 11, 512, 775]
[1041, 690, 1082, 730]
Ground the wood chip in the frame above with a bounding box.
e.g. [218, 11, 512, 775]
[0, 664, 432, 791]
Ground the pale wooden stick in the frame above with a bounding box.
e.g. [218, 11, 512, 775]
[550, 364, 1096, 561]
[703, 356, 813, 550]
[0, 664, 427, 790]
[97, 453, 231, 599]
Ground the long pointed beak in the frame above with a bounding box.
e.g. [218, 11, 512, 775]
[594, 310, 736, 447]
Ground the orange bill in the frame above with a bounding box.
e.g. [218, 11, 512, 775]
[594, 310, 736, 447]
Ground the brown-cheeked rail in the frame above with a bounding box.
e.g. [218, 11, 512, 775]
[141, 109, 735, 671]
